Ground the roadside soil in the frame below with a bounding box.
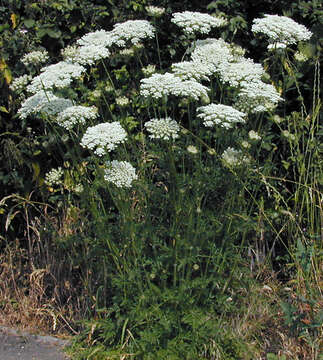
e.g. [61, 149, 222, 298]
[0, 326, 71, 360]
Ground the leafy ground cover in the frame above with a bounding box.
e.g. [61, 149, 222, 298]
[0, 1, 322, 359]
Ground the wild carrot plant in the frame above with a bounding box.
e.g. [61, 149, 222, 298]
[5, 8, 322, 359]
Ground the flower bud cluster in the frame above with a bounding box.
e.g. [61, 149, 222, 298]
[22, 50, 49, 66]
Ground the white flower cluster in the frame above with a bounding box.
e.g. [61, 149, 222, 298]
[191, 38, 234, 74]
[80, 122, 127, 156]
[218, 58, 265, 87]
[197, 104, 246, 129]
[171, 11, 227, 35]
[44, 167, 64, 186]
[18, 91, 72, 119]
[222, 147, 248, 167]
[171, 61, 213, 81]
[56, 106, 98, 130]
[27, 61, 85, 93]
[140, 72, 209, 100]
[140, 73, 179, 98]
[252, 15, 312, 46]
[235, 81, 283, 113]
[111, 20, 155, 47]
[62, 20, 154, 66]
[10, 74, 32, 92]
[77, 30, 115, 47]
[74, 45, 111, 66]
[170, 79, 209, 100]
[21, 50, 49, 66]
[104, 160, 138, 188]
[116, 96, 130, 106]
[146, 6, 165, 17]
[145, 117, 180, 140]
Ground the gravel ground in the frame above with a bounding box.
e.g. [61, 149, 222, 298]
[0, 326, 70, 360]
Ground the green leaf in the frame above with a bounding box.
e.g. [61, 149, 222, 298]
[46, 29, 62, 38]
[0, 106, 8, 113]
[24, 19, 35, 28]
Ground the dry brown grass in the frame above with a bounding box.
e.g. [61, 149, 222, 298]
[0, 201, 92, 338]
[0, 241, 76, 337]
[227, 265, 323, 360]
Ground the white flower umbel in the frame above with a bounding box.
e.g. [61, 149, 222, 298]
[172, 60, 213, 81]
[252, 14, 312, 46]
[191, 38, 233, 74]
[222, 147, 248, 167]
[10, 74, 32, 92]
[218, 58, 265, 87]
[27, 61, 85, 94]
[171, 11, 227, 35]
[81, 122, 127, 156]
[44, 167, 64, 186]
[22, 49, 49, 66]
[140, 72, 209, 101]
[140, 73, 180, 99]
[111, 20, 155, 47]
[74, 45, 110, 66]
[77, 30, 115, 47]
[235, 80, 284, 113]
[146, 6, 165, 17]
[18, 91, 73, 119]
[145, 117, 180, 140]
[104, 160, 138, 188]
[56, 105, 98, 130]
[197, 104, 246, 129]
[170, 79, 209, 101]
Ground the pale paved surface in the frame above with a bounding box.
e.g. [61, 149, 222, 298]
[0, 326, 70, 360]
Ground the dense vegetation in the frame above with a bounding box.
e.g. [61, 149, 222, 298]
[0, 1, 322, 359]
